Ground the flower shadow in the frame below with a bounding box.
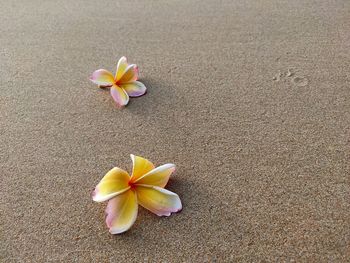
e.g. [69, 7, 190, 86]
[126, 77, 179, 115]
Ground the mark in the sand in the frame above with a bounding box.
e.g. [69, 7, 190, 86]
[272, 71, 281, 81]
[273, 68, 308, 87]
[291, 76, 308, 87]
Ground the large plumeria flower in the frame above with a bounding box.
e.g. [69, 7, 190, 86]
[89, 57, 146, 107]
[92, 155, 182, 234]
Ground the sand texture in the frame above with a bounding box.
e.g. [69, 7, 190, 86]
[1, 0, 349, 262]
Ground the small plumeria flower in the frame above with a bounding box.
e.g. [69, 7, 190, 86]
[92, 155, 182, 234]
[89, 57, 146, 107]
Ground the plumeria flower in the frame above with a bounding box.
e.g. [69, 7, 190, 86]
[89, 57, 146, 107]
[92, 155, 182, 234]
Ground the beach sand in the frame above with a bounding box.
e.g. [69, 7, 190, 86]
[1, 0, 349, 262]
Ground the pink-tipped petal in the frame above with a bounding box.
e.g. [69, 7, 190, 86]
[92, 167, 130, 202]
[110, 85, 129, 107]
[135, 185, 182, 216]
[115, 56, 128, 81]
[105, 190, 138, 234]
[120, 81, 147, 97]
[90, 69, 115, 86]
[134, 163, 175, 188]
[117, 64, 138, 84]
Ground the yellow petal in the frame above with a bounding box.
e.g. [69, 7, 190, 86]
[135, 185, 182, 216]
[92, 167, 130, 202]
[105, 190, 138, 234]
[115, 56, 128, 81]
[134, 163, 175, 187]
[120, 81, 147, 97]
[110, 85, 129, 107]
[117, 64, 138, 84]
[130, 154, 155, 182]
[90, 69, 115, 86]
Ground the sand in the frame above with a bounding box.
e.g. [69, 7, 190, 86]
[1, 0, 349, 262]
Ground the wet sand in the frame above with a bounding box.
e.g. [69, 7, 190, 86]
[1, 0, 349, 262]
